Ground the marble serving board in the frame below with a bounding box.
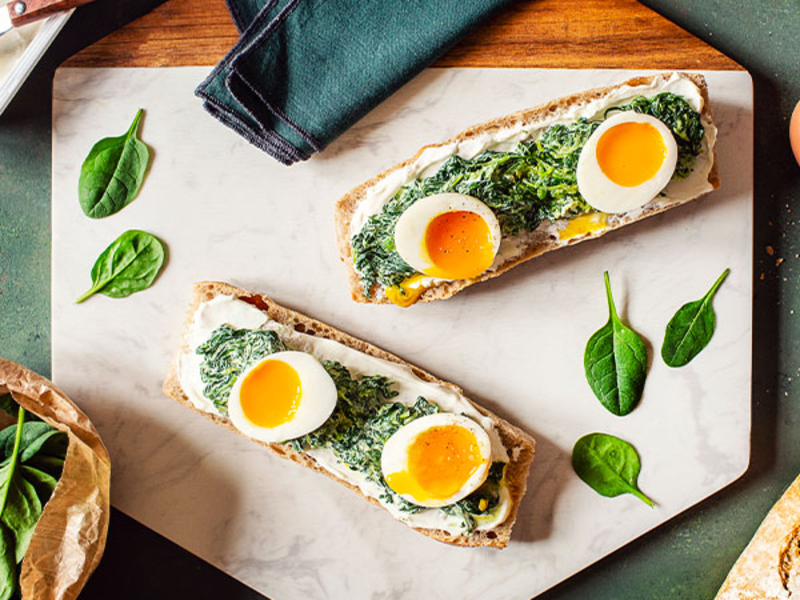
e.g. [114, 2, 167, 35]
[52, 68, 753, 599]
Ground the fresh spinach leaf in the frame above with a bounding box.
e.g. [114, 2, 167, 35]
[196, 325, 286, 415]
[584, 272, 648, 416]
[76, 229, 166, 303]
[0, 406, 67, 600]
[572, 432, 653, 507]
[0, 524, 15, 600]
[661, 268, 730, 367]
[78, 109, 151, 219]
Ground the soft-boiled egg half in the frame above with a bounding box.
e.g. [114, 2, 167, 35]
[381, 413, 492, 507]
[228, 351, 337, 443]
[394, 193, 501, 280]
[577, 112, 678, 213]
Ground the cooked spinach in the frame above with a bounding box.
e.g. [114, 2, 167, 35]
[584, 272, 648, 416]
[75, 230, 166, 303]
[351, 93, 705, 293]
[292, 362, 507, 531]
[661, 268, 730, 367]
[572, 432, 653, 507]
[78, 109, 151, 219]
[0, 407, 68, 600]
[196, 325, 286, 415]
[606, 92, 705, 179]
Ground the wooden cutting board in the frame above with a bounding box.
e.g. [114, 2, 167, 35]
[64, 0, 742, 71]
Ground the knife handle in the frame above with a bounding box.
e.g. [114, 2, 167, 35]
[8, 0, 96, 27]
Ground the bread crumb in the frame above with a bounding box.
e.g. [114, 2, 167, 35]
[760, 273, 766, 280]
[777, 258, 785, 267]
[767, 245, 775, 256]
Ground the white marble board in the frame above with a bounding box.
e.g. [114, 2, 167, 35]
[51, 68, 753, 600]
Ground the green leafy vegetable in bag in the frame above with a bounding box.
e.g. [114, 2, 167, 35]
[0, 406, 68, 600]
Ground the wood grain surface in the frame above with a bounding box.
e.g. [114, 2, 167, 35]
[63, 0, 742, 70]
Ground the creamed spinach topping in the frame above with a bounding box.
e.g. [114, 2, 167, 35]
[351, 92, 705, 294]
[197, 324, 507, 533]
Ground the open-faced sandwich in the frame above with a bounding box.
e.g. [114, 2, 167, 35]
[716, 474, 800, 599]
[163, 282, 536, 548]
[335, 72, 719, 306]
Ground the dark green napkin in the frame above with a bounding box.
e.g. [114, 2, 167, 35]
[197, 0, 517, 165]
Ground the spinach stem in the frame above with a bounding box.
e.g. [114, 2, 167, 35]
[128, 108, 144, 136]
[603, 271, 618, 320]
[75, 283, 102, 304]
[0, 408, 25, 518]
[706, 268, 731, 299]
[632, 488, 655, 508]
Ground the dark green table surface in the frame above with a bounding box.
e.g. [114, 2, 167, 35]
[1, 1, 799, 598]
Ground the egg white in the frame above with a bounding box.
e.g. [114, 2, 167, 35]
[393, 193, 501, 280]
[227, 351, 337, 443]
[576, 112, 678, 214]
[381, 413, 492, 508]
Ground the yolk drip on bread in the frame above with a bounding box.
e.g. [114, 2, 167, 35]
[385, 274, 428, 307]
[558, 212, 608, 241]
[240, 359, 301, 427]
[596, 121, 668, 187]
[386, 425, 485, 503]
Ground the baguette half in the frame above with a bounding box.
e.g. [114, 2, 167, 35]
[335, 72, 720, 304]
[716, 474, 800, 599]
[163, 281, 536, 548]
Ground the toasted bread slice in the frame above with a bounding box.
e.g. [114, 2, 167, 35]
[335, 72, 720, 304]
[715, 474, 800, 599]
[163, 281, 536, 548]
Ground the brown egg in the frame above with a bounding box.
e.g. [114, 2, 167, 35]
[791, 100, 800, 166]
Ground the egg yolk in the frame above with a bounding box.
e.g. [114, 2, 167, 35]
[558, 212, 608, 241]
[423, 211, 494, 279]
[596, 121, 667, 187]
[385, 273, 428, 308]
[239, 359, 302, 428]
[386, 425, 486, 503]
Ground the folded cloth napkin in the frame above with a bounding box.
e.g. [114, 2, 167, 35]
[196, 0, 517, 165]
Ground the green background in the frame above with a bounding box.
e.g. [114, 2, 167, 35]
[1, 0, 798, 598]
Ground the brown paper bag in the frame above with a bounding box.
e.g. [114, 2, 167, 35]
[0, 358, 110, 600]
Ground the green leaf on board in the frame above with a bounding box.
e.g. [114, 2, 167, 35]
[75, 229, 166, 303]
[584, 271, 648, 416]
[78, 109, 151, 219]
[572, 432, 654, 507]
[661, 268, 730, 367]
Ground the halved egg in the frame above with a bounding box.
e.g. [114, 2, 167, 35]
[393, 193, 501, 280]
[381, 413, 492, 508]
[577, 112, 678, 213]
[228, 351, 337, 443]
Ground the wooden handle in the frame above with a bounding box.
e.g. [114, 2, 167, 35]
[9, 0, 97, 27]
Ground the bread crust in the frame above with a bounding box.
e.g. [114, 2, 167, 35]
[334, 72, 720, 304]
[163, 281, 536, 548]
[715, 474, 800, 599]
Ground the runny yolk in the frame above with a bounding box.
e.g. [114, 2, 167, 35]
[386, 425, 485, 503]
[423, 211, 494, 280]
[239, 360, 301, 428]
[596, 121, 667, 187]
[385, 273, 428, 308]
[558, 212, 608, 241]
